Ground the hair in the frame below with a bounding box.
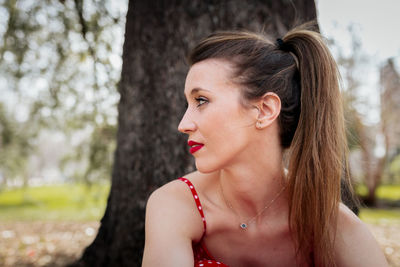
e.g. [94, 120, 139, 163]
[188, 24, 350, 266]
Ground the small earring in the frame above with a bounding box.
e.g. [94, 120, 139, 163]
[256, 121, 262, 129]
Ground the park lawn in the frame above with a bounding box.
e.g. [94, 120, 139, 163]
[0, 183, 109, 221]
[354, 184, 400, 224]
[359, 207, 400, 224]
[356, 184, 400, 200]
[0, 183, 399, 224]
[356, 184, 400, 224]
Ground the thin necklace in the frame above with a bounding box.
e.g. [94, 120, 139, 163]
[219, 180, 287, 230]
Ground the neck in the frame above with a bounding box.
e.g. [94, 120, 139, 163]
[218, 151, 287, 219]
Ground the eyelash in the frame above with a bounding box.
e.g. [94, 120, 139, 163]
[195, 97, 208, 107]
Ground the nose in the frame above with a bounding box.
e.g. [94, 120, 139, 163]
[178, 109, 196, 134]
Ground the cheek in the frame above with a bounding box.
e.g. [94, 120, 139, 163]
[197, 113, 251, 170]
[202, 104, 251, 146]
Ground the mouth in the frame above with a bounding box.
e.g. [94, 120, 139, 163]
[188, 140, 204, 154]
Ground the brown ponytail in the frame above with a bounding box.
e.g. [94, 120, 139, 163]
[282, 27, 347, 266]
[188, 24, 349, 266]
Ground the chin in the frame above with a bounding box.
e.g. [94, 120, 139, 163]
[195, 163, 216, 174]
[195, 157, 226, 174]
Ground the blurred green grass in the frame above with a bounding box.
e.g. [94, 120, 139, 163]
[356, 184, 400, 200]
[356, 184, 400, 224]
[0, 183, 109, 221]
[359, 208, 400, 224]
[0, 183, 399, 224]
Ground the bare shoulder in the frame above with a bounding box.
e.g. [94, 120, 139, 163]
[336, 203, 364, 231]
[142, 177, 205, 266]
[334, 203, 388, 267]
[145, 177, 205, 241]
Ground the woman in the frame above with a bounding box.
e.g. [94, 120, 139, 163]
[142, 25, 388, 266]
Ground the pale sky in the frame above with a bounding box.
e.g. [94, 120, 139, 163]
[318, 0, 400, 61]
[317, 0, 400, 125]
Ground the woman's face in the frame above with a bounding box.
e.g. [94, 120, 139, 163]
[178, 58, 258, 173]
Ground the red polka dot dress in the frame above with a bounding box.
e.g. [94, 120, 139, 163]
[179, 178, 230, 267]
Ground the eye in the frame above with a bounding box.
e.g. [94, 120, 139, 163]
[195, 97, 208, 107]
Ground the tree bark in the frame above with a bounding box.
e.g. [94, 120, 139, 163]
[71, 1, 328, 266]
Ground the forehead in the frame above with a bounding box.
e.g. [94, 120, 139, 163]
[184, 58, 236, 95]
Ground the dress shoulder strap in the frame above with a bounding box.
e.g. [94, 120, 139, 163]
[178, 177, 207, 234]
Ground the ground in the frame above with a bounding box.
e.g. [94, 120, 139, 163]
[0, 222, 399, 266]
[0, 222, 98, 267]
[367, 223, 400, 266]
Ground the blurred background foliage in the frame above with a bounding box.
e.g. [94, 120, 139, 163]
[0, 0, 399, 217]
[0, 0, 125, 189]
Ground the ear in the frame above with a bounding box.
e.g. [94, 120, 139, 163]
[254, 92, 281, 129]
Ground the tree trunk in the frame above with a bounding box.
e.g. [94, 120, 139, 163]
[364, 140, 388, 206]
[71, 1, 328, 266]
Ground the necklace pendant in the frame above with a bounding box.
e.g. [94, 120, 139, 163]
[240, 223, 247, 229]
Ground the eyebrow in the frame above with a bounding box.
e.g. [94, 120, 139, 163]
[186, 87, 211, 96]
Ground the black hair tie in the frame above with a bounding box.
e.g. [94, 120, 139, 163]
[276, 38, 289, 51]
[276, 38, 299, 68]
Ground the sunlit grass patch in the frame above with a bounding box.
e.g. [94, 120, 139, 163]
[356, 184, 400, 200]
[0, 183, 110, 221]
[359, 207, 400, 224]
[354, 184, 400, 224]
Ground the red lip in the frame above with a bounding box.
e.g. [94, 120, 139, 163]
[188, 140, 204, 154]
